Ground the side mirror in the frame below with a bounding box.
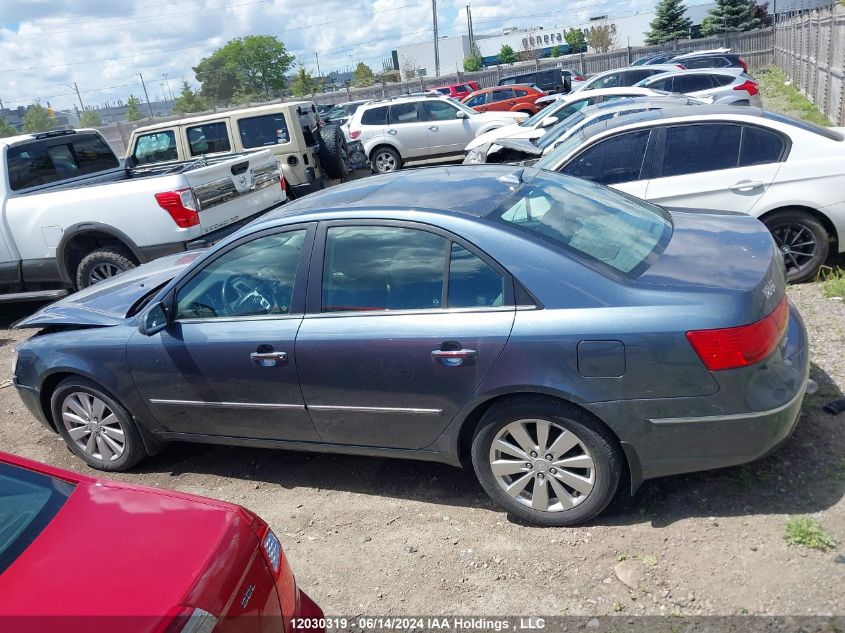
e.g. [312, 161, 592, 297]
[125, 154, 138, 168]
[541, 116, 559, 127]
[456, 110, 468, 119]
[139, 302, 168, 336]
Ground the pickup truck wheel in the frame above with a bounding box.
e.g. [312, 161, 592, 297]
[318, 124, 350, 180]
[51, 376, 147, 472]
[76, 246, 137, 289]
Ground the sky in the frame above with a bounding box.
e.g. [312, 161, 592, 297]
[0, 0, 657, 112]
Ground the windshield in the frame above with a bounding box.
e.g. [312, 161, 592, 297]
[520, 99, 564, 127]
[0, 462, 75, 574]
[534, 131, 590, 171]
[534, 111, 587, 150]
[491, 172, 672, 275]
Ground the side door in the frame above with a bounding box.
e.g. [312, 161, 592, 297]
[295, 221, 516, 449]
[127, 225, 320, 441]
[489, 88, 516, 111]
[421, 99, 476, 155]
[184, 120, 234, 158]
[644, 123, 784, 213]
[556, 128, 654, 198]
[386, 102, 430, 158]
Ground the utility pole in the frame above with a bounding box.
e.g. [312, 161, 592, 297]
[315, 52, 323, 80]
[72, 82, 85, 112]
[162, 74, 172, 102]
[466, 4, 477, 55]
[432, 0, 440, 77]
[138, 73, 154, 118]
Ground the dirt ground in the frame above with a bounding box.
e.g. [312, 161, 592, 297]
[1, 279, 844, 618]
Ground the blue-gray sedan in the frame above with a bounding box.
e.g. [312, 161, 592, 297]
[12, 165, 809, 526]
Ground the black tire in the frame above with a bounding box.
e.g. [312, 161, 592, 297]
[318, 124, 349, 180]
[50, 376, 147, 472]
[76, 246, 136, 289]
[471, 396, 622, 527]
[371, 145, 402, 175]
[762, 210, 830, 283]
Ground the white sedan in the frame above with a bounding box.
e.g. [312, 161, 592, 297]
[465, 87, 663, 154]
[535, 106, 845, 282]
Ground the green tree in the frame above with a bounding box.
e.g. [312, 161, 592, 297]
[497, 44, 518, 64]
[126, 95, 144, 122]
[0, 117, 16, 138]
[291, 67, 319, 97]
[463, 51, 484, 72]
[400, 56, 418, 81]
[351, 62, 375, 87]
[172, 81, 208, 115]
[194, 35, 295, 101]
[701, 0, 761, 36]
[78, 110, 102, 127]
[550, 45, 562, 58]
[23, 104, 55, 133]
[229, 87, 263, 106]
[645, 0, 693, 44]
[587, 25, 616, 52]
[565, 28, 587, 52]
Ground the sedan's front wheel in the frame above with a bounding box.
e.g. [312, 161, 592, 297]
[471, 397, 621, 526]
[51, 377, 147, 472]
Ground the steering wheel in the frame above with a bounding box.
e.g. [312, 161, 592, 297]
[222, 274, 272, 314]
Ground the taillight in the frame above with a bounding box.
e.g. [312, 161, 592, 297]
[155, 188, 199, 228]
[574, 75, 584, 81]
[349, 129, 361, 140]
[675, 63, 686, 69]
[156, 607, 218, 633]
[686, 297, 789, 371]
[261, 528, 283, 577]
[739, 57, 748, 72]
[734, 79, 759, 96]
[280, 174, 287, 193]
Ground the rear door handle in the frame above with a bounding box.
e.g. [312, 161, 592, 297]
[250, 351, 288, 367]
[387, 129, 397, 135]
[428, 125, 438, 131]
[729, 180, 764, 191]
[432, 349, 477, 366]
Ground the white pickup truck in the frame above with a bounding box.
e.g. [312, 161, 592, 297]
[0, 128, 285, 303]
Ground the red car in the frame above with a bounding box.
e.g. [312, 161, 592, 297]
[0, 451, 323, 633]
[461, 85, 546, 115]
[430, 81, 479, 99]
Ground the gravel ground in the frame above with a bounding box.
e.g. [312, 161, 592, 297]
[1, 280, 844, 618]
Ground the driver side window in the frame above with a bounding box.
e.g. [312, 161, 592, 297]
[175, 231, 306, 320]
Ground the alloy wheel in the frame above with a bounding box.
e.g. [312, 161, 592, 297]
[374, 150, 398, 173]
[488, 418, 596, 512]
[88, 262, 122, 285]
[770, 223, 818, 277]
[61, 391, 126, 462]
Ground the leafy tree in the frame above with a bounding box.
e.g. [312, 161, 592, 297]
[23, 104, 55, 133]
[352, 62, 375, 87]
[646, 0, 693, 45]
[498, 44, 518, 64]
[79, 110, 102, 127]
[229, 87, 263, 106]
[0, 117, 16, 138]
[587, 25, 616, 53]
[172, 81, 208, 115]
[194, 35, 295, 100]
[701, 0, 761, 36]
[550, 45, 562, 58]
[126, 95, 144, 121]
[291, 67, 319, 97]
[401, 56, 418, 80]
[463, 52, 484, 72]
[751, 0, 773, 27]
[565, 28, 587, 52]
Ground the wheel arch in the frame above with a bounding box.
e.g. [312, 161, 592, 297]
[453, 390, 641, 493]
[367, 142, 401, 161]
[57, 223, 144, 286]
[757, 205, 839, 246]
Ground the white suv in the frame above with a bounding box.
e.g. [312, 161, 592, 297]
[348, 94, 528, 174]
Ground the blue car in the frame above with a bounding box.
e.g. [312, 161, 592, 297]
[11, 166, 809, 526]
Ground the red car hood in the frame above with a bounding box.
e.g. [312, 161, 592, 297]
[0, 469, 247, 625]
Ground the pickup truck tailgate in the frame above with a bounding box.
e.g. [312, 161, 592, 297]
[185, 150, 284, 235]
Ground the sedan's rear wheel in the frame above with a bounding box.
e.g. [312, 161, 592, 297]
[51, 377, 147, 471]
[763, 210, 830, 283]
[471, 397, 621, 526]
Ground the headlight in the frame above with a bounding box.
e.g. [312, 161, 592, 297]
[463, 148, 486, 165]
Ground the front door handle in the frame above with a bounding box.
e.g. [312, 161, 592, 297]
[428, 125, 438, 131]
[387, 129, 397, 135]
[250, 351, 288, 367]
[729, 180, 764, 191]
[432, 348, 477, 366]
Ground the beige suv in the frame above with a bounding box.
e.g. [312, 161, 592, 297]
[126, 101, 349, 197]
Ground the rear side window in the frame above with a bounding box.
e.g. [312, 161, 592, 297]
[389, 103, 419, 124]
[673, 74, 715, 92]
[711, 74, 736, 87]
[0, 462, 74, 574]
[186, 121, 231, 156]
[361, 106, 389, 126]
[647, 77, 674, 91]
[659, 123, 741, 177]
[237, 114, 290, 149]
[448, 243, 504, 308]
[561, 130, 651, 186]
[514, 89, 529, 97]
[740, 126, 786, 166]
[492, 172, 672, 275]
[492, 89, 515, 102]
[8, 134, 120, 190]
